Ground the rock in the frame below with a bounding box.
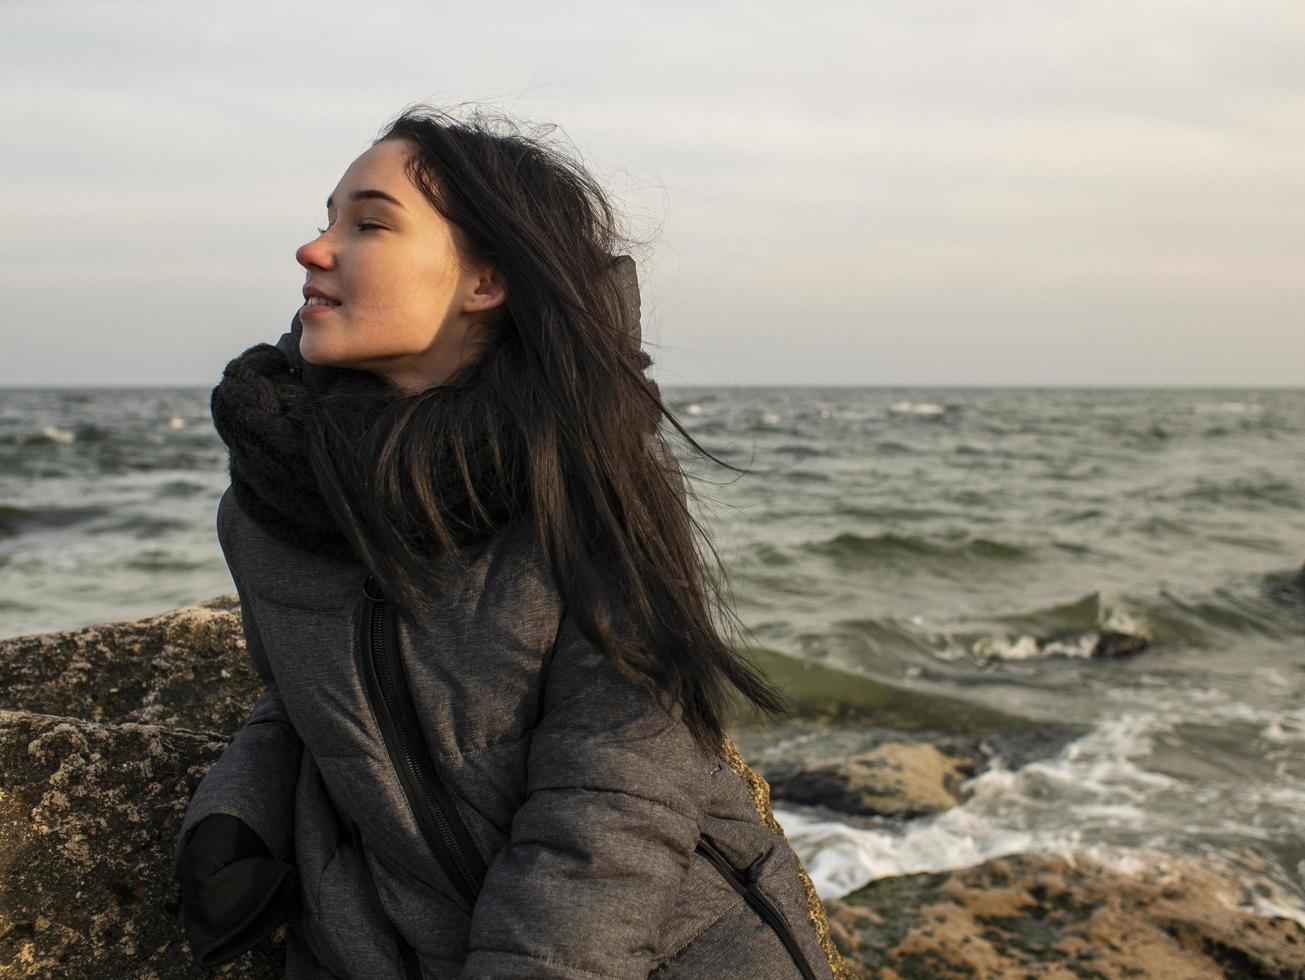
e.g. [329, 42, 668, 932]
[766, 741, 981, 819]
[0, 708, 285, 978]
[741, 723, 1081, 821]
[825, 850, 1305, 979]
[0, 596, 262, 733]
[1080, 629, 1149, 658]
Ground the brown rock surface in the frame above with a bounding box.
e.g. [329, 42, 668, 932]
[0, 709, 283, 978]
[766, 741, 981, 819]
[0, 595, 260, 732]
[825, 850, 1305, 979]
[738, 722, 1081, 822]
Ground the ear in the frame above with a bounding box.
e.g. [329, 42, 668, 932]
[462, 264, 508, 315]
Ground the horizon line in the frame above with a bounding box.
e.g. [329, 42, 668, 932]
[2, 382, 1303, 392]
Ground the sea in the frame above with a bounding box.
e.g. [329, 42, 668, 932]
[3, 384, 1304, 921]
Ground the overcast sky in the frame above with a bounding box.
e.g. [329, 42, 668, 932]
[1, 0, 1302, 386]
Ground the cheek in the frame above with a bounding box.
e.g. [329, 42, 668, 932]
[397, 256, 462, 316]
[361, 248, 450, 305]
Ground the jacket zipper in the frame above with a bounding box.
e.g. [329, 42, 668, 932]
[695, 835, 821, 980]
[359, 575, 487, 910]
[350, 819, 424, 980]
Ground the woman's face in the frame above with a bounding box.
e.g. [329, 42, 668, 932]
[294, 138, 505, 393]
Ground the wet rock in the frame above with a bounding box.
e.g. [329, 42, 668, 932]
[825, 850, 1305, 979]
[1091, 630, 1148, 658]
[766, 741, 981, 819]
[743, 724, 1081, 820]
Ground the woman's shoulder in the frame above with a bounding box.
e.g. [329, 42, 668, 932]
[216, 484, 365, 610]
[217, 484, 560, 625]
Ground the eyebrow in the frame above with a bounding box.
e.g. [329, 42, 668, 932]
[325, 189, 407, 211]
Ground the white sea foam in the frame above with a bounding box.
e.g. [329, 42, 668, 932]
[777, 714, 1179, 901]
[1263, 706, 1305, 743]
[888, 401, 947, 415]
[971, 633, 1095, 660]
[776, 800, 1044, 900]
[29, 425, 75, 444]
[1194, 401, 1263, 414]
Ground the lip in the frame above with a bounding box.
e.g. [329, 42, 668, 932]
[303, 284, 342, 303]
[301, 284, 342, 318]
[300, 300, 341, 318]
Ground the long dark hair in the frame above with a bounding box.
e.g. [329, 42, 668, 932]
[304, 104, 786, 755]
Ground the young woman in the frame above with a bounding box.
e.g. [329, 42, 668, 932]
[173, 105, 838, 980]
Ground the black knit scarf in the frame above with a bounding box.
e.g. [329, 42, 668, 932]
[209, 339, 526, 563]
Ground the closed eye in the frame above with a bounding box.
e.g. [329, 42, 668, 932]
[314, 223, 385, 234]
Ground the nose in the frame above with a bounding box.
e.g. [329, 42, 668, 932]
[295, 231, 333, 270]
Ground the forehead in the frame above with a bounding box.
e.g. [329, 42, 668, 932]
[328, 139, 416, 209]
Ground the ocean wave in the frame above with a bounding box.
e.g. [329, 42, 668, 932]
[932, 572, 1305, 666]
[86, 512, 195, 538]
[766, 571, 1303, 675]
[805, 530, 1031, 567]
[888, 401, 953, 417]
[872, 440, 915, 454]
[0, 425, 76, 446]
[1177, 476, 1303, 509]
[124, 550, 212, 572]
[0, 502, 107, 537]
[740, 646, 1020, 732]
[832, 503, 963, 522]
[1146, 576, 1305, 644]
[156, 479, 210, 499]
[770, 443, 830, 459]
[1193, 401, 1264, 415]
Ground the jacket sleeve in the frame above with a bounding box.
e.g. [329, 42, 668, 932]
[172, 572, 303, 878]
[458, 613, 714, 980]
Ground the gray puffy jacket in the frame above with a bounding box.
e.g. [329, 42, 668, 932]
[173, 481, 834, 980]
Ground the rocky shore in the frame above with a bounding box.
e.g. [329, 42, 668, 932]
[2, 601, 1304, 978]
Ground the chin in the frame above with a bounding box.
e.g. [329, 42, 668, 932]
[298, 335, 343, 368]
